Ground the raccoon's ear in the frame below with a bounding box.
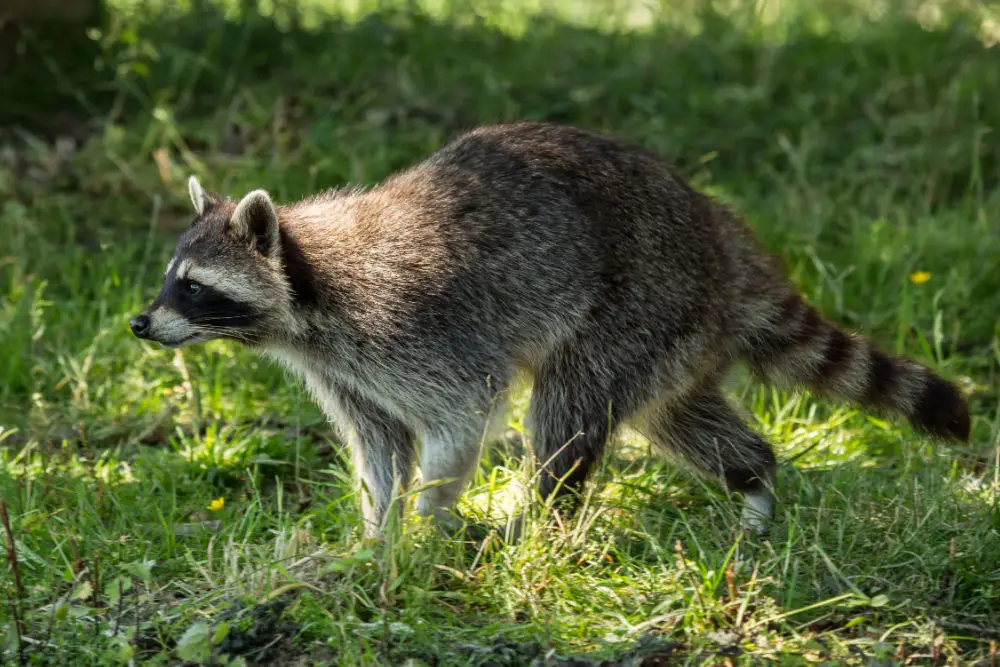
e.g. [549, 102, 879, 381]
[230, 189, 281, 261]
[187, 175, 217, 216]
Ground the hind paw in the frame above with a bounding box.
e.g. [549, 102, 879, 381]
[741, 491, 773, 535]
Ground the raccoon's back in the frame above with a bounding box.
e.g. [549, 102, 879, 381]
[294, 122, 747, 369]
[396, 122, 743, 331]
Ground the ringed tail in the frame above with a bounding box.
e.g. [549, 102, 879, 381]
[738, 290, 970, 442]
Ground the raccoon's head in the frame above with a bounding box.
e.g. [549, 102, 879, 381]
[129, 175, 295, 348]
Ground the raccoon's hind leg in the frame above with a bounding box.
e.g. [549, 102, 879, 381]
[524, 346, 640, 524]
[642, 384, 777, 534]
[333, 389, 417, 537]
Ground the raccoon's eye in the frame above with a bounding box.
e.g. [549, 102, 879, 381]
[184, 280, 203, 295]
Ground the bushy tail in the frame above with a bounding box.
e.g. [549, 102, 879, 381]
[738, 290, 970, 442]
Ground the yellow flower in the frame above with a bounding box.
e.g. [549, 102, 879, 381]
[909, 271, 931, 285]
[207, 497, 225, 512]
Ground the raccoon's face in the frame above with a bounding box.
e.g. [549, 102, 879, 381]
[130, 176, 292, 348]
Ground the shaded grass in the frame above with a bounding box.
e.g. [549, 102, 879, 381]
[1, 0, 1000, 664]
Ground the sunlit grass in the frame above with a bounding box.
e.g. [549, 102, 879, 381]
[1, 0, 999, 664]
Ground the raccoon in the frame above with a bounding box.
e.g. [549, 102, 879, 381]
[130, 122, 970, 537]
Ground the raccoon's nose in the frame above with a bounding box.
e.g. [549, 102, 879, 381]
[130, 314, 151, 338]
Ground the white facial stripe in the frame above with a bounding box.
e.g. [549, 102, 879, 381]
[176, 259, 191, 280]
[165, 257, 177, 276]
[184, 264, 264, 305]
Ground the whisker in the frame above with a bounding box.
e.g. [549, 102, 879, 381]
[193, 315, 256, 323]
[195, 325, 246, 334]
[192, 325, 254, 342]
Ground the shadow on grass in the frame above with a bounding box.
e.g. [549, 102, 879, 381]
[5, 0, 999, 205]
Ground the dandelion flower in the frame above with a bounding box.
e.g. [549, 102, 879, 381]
[207, 497, 225, 512]
[909, 271, 931, 285]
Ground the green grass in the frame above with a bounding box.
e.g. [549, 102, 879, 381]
[2, 0, 1000, 664]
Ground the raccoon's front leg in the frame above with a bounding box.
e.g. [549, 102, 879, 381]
[332, 389, 417, 537]
[415, 425, 483, 528]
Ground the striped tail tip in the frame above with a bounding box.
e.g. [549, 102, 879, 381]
[909, 374, 971, 443]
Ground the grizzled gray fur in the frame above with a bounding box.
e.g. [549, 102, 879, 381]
[130, 122, 970, 537]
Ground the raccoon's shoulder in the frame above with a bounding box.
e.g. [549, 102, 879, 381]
[278, 182, 452, 274]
